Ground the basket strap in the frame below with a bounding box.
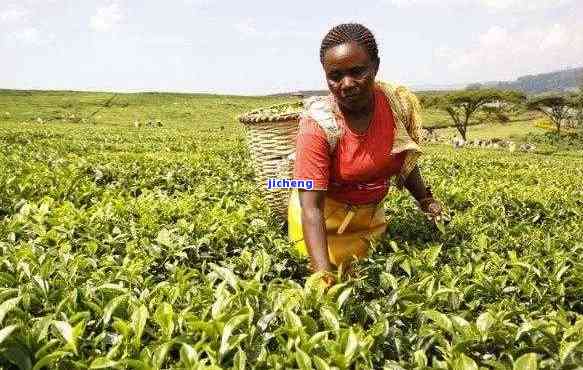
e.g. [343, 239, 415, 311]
[301, 96, 342, 153]
[375, 81, 423, 183]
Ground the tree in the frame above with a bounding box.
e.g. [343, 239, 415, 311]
[482, 105, 510, 123]
[418, 93, 444, 109]
[465, 83, 482, 91]
[437, 89, 525, 140]
[577, 73, 583, 127]
[527, 95, 576, 135]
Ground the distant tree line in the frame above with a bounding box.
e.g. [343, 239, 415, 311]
[417, 80, 583, 140]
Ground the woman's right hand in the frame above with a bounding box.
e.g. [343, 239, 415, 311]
[321, 271, 336, 288]
[309, 258, 335, 288]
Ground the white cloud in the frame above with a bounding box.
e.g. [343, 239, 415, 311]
[90, 2, 124, 32]
[478, 26, 509, 46]
[384, 0, 575, 12]
[234, 19, 259, 37]
[3, 27, 55, 46]
[436, 22, 583, 81]
[183, 0, 211, 7]
[0, 7, 29, 23]
[232, 19, 309, 41]
[479, 0, 572, 11]
[538, 23, 567, 50]
[10, 27, 40, 44]
[434, 45, 454, 59]
[385, 0, 413, 6]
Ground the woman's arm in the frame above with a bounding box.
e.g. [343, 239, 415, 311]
[403, 165, 442, 217]
[298, 189, 333, 273]
[403, 165, 429, 200]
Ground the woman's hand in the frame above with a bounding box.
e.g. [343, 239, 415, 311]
[321, 272, 336, 288]
[403, 166, 445, 222]
[419, 197, 450, 234]
[418, 197, 443, 220]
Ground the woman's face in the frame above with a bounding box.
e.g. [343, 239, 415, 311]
[322, 41, 378, 114]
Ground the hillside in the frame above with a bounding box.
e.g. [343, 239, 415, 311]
[479, 66, 583, 94]
[272, 67, 583, 97]
[269, 83, 467, 97]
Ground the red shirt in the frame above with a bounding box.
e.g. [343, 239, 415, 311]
[293, 87, 405, 205]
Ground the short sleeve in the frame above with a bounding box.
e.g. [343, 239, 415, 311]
[293, 117, 330, 190]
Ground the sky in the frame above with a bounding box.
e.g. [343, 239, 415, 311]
[1, 0, 582, 95]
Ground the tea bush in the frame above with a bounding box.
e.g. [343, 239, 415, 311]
[0, 91, 582, 369]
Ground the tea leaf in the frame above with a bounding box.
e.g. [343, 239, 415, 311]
[0, 296, 22, 325]
[0, 324, 19, 346]
[423, 310, 453, 334]
[90, 357, 120, 369]
[514, 353, 537, 370]
[219, 313, 250, 362]
[451, 353, 478, 370]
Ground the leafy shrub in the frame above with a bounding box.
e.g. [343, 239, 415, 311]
[0, 91, 582, 369]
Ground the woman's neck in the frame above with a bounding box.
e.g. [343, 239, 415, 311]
[340, 93, 375, 133]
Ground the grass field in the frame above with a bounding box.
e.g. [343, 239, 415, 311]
[1, 90, 583, 369]
[434, 121, 545, 142]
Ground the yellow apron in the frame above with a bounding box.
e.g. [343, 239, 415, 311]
[287, 188, 387, 267]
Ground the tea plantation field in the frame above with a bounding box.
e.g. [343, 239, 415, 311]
[0, 90, 582, 369]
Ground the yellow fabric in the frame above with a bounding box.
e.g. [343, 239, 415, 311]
[375, 81, 424, 187]
[288, 188, 387, 267]
[376, 81, 423, 145]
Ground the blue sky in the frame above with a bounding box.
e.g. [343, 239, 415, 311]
[1, 0, 581, 95]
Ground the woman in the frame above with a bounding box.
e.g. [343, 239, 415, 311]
[288, 23, 442, 284]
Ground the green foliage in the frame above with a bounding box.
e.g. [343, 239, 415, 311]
[527, 94, 578, 134]
[418, 93, 445, 109]
[436, 89, 526, 140]
[0, 90, 582, 369]
[465, 83, 483, 91]
[525, 131, 583, 152]
[575, 91, 583, 127]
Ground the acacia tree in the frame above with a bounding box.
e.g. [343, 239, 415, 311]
[437, 89, 525, 140]
[577, 74, 583, 127]
[574, 93, 583, 128]
[418, 93, 443, 109]
[527, 95, 576, 135]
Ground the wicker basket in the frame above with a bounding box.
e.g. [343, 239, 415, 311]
[238, 102, 303, 219]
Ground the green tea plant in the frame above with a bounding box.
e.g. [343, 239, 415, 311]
[0, 90, 582, 369]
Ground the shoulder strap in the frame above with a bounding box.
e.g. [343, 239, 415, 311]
[376, 81, 423, 144]
[375, 81, 424, 186]
[301, 95, 342, 153]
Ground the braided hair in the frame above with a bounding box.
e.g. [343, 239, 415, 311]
[319, 23, 379, 65]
